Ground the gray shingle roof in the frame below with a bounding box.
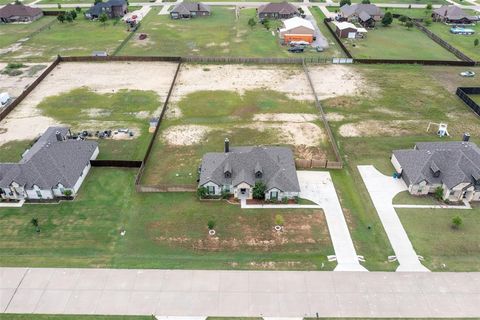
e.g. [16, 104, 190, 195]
[87, 0, 126, 17]
[393, 141, 480, 190]
[340, 4, 383, 18]
[433, 5, 468, 19]
[171, 2, 211, 15]
[0, 127, 98, 189]
[199, 146, 300, 192]
[258, 2, 299, 15]
[0, 4, 42, 19]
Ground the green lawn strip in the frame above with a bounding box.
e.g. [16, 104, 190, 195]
[36, 87, 161, 160]
[0, 140, 33, 162]
[0, 168, 335, 270]
[1, 18, 129, 62]
[0, 315, 151, 320]
[0, 16, 55, 52]
[311, 7, 347, 58]
[427, 22, 480, 61]
[393, 191, 445, 205]
[337, 19, 458, 60]
[384, 8, 433, 19]
[397, 206, 480, 271]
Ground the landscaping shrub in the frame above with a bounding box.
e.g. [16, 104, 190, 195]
[63, 190, 73, 197]
[275, 214, 284, 226]
[281, 197, 288, 204]
[434, 187, 444, 201]
[452, 215, 462, 229]
[252, 182, 266, 200]
[197, 186, 207, 199]
[207, 220, 216, 230]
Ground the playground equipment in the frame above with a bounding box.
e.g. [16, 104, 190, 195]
[427, 122, 450, 137]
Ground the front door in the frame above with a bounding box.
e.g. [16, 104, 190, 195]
[238, 188, 249, 199]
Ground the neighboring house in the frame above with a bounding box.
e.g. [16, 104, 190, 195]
[334, 21, 367, 38]
[432, 5, 478, 24]
[86, 0, 128, 19]
[279, 16, 315, 44]
[0, 4, 43, 23]
[0, 127, 99, 201]
[339, 4, 384, 27]
[391, 141, 480, 203]
[257, 1, 299, 20]
[198, 139, 300, 200]
[170, 2, 211, 19]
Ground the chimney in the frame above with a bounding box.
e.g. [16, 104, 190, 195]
[224, 138, 229, 153]
[55, 131, 63, 142]
[463, 132, 470, 142]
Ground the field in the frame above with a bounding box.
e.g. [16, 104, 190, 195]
[428, 22, 480, 61]
[0, 61, 178, 160]
[119, 7, 335, 58]
[140, 63, 356, 186]
[0, 168, 335, 270]
[0, 18, 129, 62]
[337, 19, 458, 60]
[0, 316, 150, 320]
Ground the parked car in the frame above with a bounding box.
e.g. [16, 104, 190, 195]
[460, 71, 475, 77]
[288, 46, 304, 53]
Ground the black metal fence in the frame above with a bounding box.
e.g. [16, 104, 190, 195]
[456, 87, 480, 117]
[90, 160, 142, 168]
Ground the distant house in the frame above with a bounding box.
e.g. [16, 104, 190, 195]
[86, 0, 128, 19]
[339, 4, 384, 27]
[279, 16, 315, 44]
[391, 141, 480, 203]
[198, 139, 300, 200]
[0, 4, 43, 23]
[257, 1, 299, 21]
[334, 21, 367, 38]
[0, 127, 99, 201]
[432, 5, 478, 24]
[170, 2, 211, 19]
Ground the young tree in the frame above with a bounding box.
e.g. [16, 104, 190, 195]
[57, 13, 65, 23]
[405, 20, 414, 29]
[339, 0, 351, 7]
[57, 3, 61, 9]
[248, 17, 256, 28]
[99, 12, 108, 28]
[474, 38, 479, 47]
[452, 215, 462, 229]
[207, 220, 216, 230]
[381, 11, 393, 26]
[252, 182, 266, 200]
[426, 3, 432, 10]
[434, 187, 444, 201]
[398, 15, 408, 24]
[275, 214, 284, 226]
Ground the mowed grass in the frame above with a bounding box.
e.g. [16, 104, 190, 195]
[338, 19, 458, 60]
[427, 22, 480, 61]
[0, 16, 55, 53]
[320, 64, 480, 271]
[0, 168, 335, 270]
[37, 87, 162, 160]
[1, 18, 129, 62]
[142, 89, 335, 186]
[0, 140, 32, 162]
[120, 7, 332, 58]
[0, 316, 150, 320]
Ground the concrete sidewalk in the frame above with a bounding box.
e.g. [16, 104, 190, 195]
[2, 268, 480, 317]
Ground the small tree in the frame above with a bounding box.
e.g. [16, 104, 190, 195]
[399, 15, 408, 25]
[207, 220, 216, 230]
[252, 182, 267, 200]
[70, 10, 77, 20]
[434, 187, 444, 201]
[405, 20, 414, 29]
[451, 215, 462, 229]
[65, 12, 73, 23]
[381, 11, 393, 26]
[57, 13, 65, 23]
[99, 12, 108, 28]
[75, 6, 82, 12]
[197, 186, 207, 199]
[474, 38, 479, 47]
[248, 17, 256, 28]
[408, 4, 411, 9]
[424, 17, 432, 26]
[31, 218, 39, 227]
[426, 3, 432, 10]
[57, 3, 61, 9]
[339, 0, 351, 7]
[275, 214, 284, 226]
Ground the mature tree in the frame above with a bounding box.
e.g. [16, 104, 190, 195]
[99, 12, 108, 28]
[405, 20, 414, 29]
[57, 13, 65, 23]
[252, 182, 266, 200]
[381, 11, 393, 26]
[474, 38, 479, 47]
[340, 0, 351, 6]
[70, 10, 77, 20]
[399, 15, 408, 24]
[248, 17, 256, 28]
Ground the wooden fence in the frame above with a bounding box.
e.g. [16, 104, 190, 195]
[323, 18, 353, 59]
[137, 185, 197, 192]
[90, 160, 142, 168]
[60, 55, 182, 62]
[182, 56, 331, 64]
[295, 159, 343, 169]
[456, 87, 480, 117]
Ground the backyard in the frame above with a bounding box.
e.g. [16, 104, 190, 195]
[0, 168, 335, 270]
[427, 22, 480, 61]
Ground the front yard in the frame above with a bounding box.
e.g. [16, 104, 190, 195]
[0, 168, 335, 270]
[427, 22, 480, 61]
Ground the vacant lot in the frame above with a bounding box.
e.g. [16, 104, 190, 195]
[428, 22, 480, 61]
[1, 18, 129, 62]
[141, 64, 358, 186]
[120, 7, 334, 58]
[0, 168, 335, 270]
[0, 61, 178, 160]
[337, 20, 458, 60]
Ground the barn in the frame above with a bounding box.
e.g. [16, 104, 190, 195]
[279, 17, 315, 44]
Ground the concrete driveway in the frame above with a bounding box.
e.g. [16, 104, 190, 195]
[301, 6, 329, 49]
[297, 171, 367, 272]
[358, 165, 429, 272]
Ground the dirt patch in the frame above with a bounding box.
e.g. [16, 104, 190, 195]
[325, 112, 345, 121]
[248, 122, 326, 146]
[161, 124, 211, 145]
[253, 113, 319, 122]
[338, 120, 423, 137]
[295, 145, 327, 160]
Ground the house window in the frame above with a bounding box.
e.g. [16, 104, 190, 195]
[270, 191, 278, 200]
[36, 190, 42, 198]
[207, 185, 215, 194]
[224, 186, 230, 193]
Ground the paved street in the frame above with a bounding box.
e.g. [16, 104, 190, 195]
[1, 268, 480, 317]
[358, 165, 429, 272]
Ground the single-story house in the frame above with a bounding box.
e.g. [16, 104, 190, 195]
[198, 139, 300, 200]
[339, 4, 384, 27]
[279, 16, 315, 44]
[334, 21, 367, 38]
[86, 0, 128, 19]
[391, 141, 480, 203]
[257, 1, 299, 21]
[170, 2, 211, 19]
[432, 5, 478, 24]
[0, 4, 43, 23]
[0, 127, 99, 201]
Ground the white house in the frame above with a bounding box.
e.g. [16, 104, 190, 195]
[392, 141, 480, 203]
[0, 127, 99, 201]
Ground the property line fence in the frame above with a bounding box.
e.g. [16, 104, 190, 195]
[137, 184, 197, 192]
[182, 56, 331, 64]
[90, 160, 142, 168]
[112, 22, 142, 57]
[60, 55, 182, 62]
[295, 159, 343, 169]
[456, 87, 480, 117]
[323, 18, 353, 59]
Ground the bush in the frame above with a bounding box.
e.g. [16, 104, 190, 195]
[339, 0, 351, 6]
[221, 189, 230, 199]
[2, 68, 23, 76]
[434, 187, 444, 201]
[426, 3, 432, 10]
[248, 17, 256, 28]
[281, 197, 288, 204]
[31, 218, 39, 227]
[452, 216, 462, 229]
[382, 12, 393, 26]
[6, 63, 25, 69]
[399, 15, 408, 24]
[474, 38, 479, 47]
[294, 196, 299, 204]
[405, 20, 414, 29]
[275, 214, 284, 226]
[63, 189, 73, 197]
[252, 182, 266, 200]
[197, 186, 207, 199]
[424, 17, 432, 26]
[207, 220, 216, 230]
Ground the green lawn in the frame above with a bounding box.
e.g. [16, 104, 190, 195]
[338, 19, 458, 60]
[393, 191, 444, 205]
[0, 140, 33, 162]
[0, 16, 55, 53]
[1, 18, 129, 62]
[0, 168, 335, 270]
[35, 87, 162, 160]
[398, 205, 480, 271]
[0, 316, 151, 320]
[470, 94, 480, 105]
[384, 8, 434, 19]
[427, 22, 480, 61]
[142, 88, 335, 186]
[119, 7, 333, 58]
